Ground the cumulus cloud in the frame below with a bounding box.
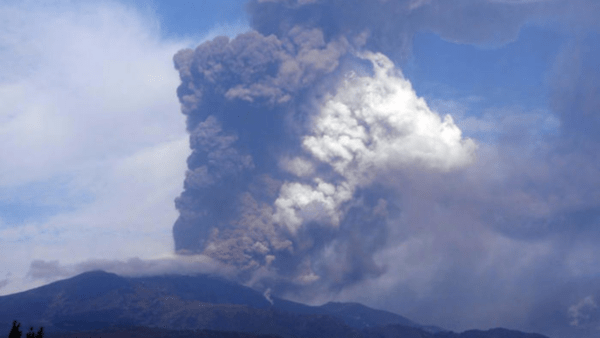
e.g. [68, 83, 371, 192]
[303, 52, 475, 177]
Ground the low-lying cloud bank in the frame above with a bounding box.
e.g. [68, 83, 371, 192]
[27, 255, 236, 281]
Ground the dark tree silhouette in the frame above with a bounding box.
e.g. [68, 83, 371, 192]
[7, 322, 43, 338]
[8, 321, 22, 338]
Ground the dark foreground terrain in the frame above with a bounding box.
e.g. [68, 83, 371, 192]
[0, 271, 549, 338]
[40, 326, 550, 338]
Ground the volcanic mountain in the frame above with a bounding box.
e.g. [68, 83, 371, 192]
[0, 270, 549, 338]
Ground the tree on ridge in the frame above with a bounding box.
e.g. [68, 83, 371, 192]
[8, 321, 21, 338]
[7, 321, 43, 338]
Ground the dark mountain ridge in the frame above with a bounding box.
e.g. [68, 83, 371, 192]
[0, 270, 549, 338]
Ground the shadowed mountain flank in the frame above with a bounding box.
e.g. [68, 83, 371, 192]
[0, 271, 548, 338]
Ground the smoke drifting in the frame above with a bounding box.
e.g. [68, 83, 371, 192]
[172, 0, 474, 292]
[247, 0, 545, 61]
[172, 1, 600, 337]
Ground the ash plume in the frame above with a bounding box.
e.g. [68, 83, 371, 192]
[170, 2, 600, 337]
[171, 0, 475, 292]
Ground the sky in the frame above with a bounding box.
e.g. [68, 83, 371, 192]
[1, 1, 600, 338]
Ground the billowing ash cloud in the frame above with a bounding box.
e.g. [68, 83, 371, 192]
[172, 12, 474, 290]
[247, 0, 547, 61]
[172, 1, 600, 337]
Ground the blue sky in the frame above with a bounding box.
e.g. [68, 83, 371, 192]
[149, 0, 247, 38]
[1, 1, 600, 338]
[405, 25, 565, 146]
[406, 25, 563, 110]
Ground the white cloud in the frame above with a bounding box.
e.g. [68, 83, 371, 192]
[0, 1, 188, 187]
[304, 52, 476, 182]
[273, 179, 353, 234]
[272, 52, 476, 238]
[0, 0, 239, 295]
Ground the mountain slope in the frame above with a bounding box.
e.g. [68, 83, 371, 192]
[0, 270, 549, 338]
[44, 326, 284, 338]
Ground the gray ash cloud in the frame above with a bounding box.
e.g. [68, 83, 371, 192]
[171, 2, 475, 291]
[172, 28, 352, 281]
[170, 1, 600, 337]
